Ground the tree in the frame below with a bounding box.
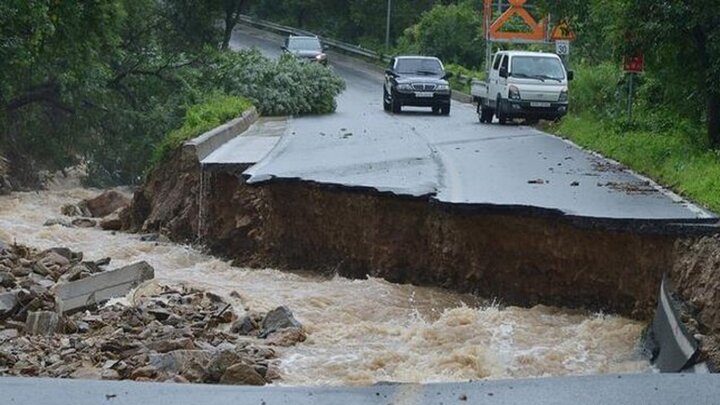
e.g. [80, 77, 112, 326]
[220, 0, 250, 50]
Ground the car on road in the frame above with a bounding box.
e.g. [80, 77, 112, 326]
[282, 35, 328, 65]
[472, 51, 573, 124]
[383, 56, 453, 115]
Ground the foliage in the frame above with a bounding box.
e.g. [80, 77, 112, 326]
[396, 2, 483, 68]
[445, 63, 485, 93]
[208, 51, 346, 116]
[151, 95, 252, 166]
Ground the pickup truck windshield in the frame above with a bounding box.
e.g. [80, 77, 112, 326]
[511, 56, 565, 81]
[395, 59, 443, 75]
[288, 38, 322, 51]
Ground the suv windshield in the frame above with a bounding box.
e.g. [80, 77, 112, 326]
[395, 58, 443, 75]
[288, 37, 322, 52]
[511, 56, 565, 81]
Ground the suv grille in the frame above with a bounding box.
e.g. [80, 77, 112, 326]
[412, 83, 437, 91]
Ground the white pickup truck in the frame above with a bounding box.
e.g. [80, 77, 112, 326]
[471, 51, 573, 124]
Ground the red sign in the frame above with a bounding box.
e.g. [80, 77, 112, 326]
[624, 54, 644, 73]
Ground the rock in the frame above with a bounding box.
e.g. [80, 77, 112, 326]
[130, 365, 158, 380]
[0, 271, 16, 288]
[61, 203, 90, 217]
[146, 338, 194, 353]
[260, 306, 302, 338]
[39, 251, 70, 268]
[101, 369, 121, 380]
[0, 290, 19, 318]
[100, 213, 122, 231]
[71, 367, 103, 380]
[44, 218, 73, 228]
[71, 218, 97, 228]
[206, 350, 242, 383]
[265, 327, 307, 347]
[0, 328, 19, 340]
[231, 316, 259, 336]
[43, 247, 77, 262]
[25, 311, 62, 335]
[219, 363, 266, 386]
[149, 350, 212, 375]
[84, 191, 130, 218]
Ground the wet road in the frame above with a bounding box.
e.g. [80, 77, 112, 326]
[218, 25, 715, 220]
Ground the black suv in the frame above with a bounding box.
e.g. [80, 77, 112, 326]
[383, 56, 453, 115]
[282, 35, 328, 65]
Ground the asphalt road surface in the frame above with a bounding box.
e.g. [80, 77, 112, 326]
[212, 25, 715, 221]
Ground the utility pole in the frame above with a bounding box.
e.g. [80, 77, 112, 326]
[385, 0, 392, 49]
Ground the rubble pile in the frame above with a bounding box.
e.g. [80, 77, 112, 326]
[0, 244, 306, 385]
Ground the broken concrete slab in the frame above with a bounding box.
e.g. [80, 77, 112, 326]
[25, 311, 62, 335]
[55, 261, 155, 314]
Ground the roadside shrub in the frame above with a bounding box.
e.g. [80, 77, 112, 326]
[151, 95, 252, 166]
[208, 50, 346, 116]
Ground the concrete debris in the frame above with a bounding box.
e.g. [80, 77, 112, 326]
[55, 261, 155, 314]
[83, 190, 130, 218]
[0, 243, 298, 385]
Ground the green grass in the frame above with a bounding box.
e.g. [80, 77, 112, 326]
[547, 113, 720, 213]
[151, 95, 253, 166]
[445, 64, 485, 94]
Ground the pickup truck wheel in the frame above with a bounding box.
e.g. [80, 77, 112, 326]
[383, 89, 391, 112]
[479, 103, 493, 123]
[496, 97, 508, 125]
[440, 105, 451, 116]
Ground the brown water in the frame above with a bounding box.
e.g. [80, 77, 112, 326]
[0, 189, 652, 386]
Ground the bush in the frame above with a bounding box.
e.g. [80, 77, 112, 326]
[208, 50, 346, 116]
[151, 95, 253, 166]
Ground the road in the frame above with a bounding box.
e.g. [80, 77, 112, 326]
[207, 25, 715, 221]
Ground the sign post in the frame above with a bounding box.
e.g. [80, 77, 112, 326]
[551, 20, 575, 67]
[623, 54, 645, 122]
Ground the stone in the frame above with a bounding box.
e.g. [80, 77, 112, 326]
[0, 290, 19, 318]
[61, 204, 85, 217]
[231, 316, 258, 336]
[146, 338, 194, 353]
[100, 213, 122, 231]
[71, 218, 97, 228]
[265, 327, 307, 347]
[130, 365, 158, 380]
[219, 363, 266, 386]
[55, 261, 155, 313]
[0, 271, 15, 288]
[39, 251, 70, 268]
[149, 350, 212, 375]
[71, 367, 103, 380]
[25, 311, 62, 335]
[0, 328, 19, 340]
[44, 218, 73, 228]
[101, 369, 120, 380]
[84, 191, 130, 218]
[260, 306, 302, 338]
[206, 350, 242, 383]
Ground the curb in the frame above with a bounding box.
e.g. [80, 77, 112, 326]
[184, 107, 259, 161]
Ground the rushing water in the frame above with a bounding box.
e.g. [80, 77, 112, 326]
[0, 188, 651, 386]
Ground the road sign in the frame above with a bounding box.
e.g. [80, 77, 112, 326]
[624, 54, 644, 73]
[551, 20, 576, 41]
[555, 40, 570, 56]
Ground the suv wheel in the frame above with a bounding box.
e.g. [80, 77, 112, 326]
[383, 89, 391, 112]
[440, 105, 451, 116]
[391, 93, 402, 114]
[432, 106, 440, 115]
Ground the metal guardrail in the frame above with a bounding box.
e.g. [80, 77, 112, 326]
[235, 14, 480, 86]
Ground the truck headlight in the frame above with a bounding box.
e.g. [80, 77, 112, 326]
[397, 83, 413, 91]
[559, 89, 568, 102]
[509, 85, 521, 100]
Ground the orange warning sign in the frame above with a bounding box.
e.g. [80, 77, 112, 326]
[485, 0, 546, 42]
[551, 20, 576, 41]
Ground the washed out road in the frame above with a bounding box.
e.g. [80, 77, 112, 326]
[206, 25, 715, 221]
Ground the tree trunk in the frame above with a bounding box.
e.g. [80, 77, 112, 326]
[222, 13, 233, 50]
[709, 91, 720, 148]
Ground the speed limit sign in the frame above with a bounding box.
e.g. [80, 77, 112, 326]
[555, 40, 570, 56]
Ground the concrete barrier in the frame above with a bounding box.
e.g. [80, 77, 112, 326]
[184, 108, 259, 161]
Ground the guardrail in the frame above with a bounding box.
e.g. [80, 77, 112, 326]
[235, 14, 479, 87]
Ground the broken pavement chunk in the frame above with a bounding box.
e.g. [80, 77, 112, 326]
[55, 261, 155, 314]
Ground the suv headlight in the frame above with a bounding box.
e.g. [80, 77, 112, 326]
[559, 89, 568, 102]
[509, 85, 521, 100]
[436, 84, 450, 91]
[397, 83, 413, 91]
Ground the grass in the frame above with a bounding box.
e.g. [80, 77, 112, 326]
[547, 112, 720, 213]
[445, 64, 485, 94]
[151, 95, 253, 166]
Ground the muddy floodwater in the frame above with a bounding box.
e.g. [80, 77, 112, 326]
[0, 189, 652, 385]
